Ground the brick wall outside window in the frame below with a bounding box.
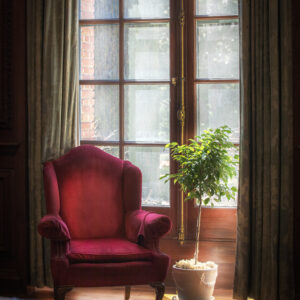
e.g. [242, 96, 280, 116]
[80, 0, 95, 140]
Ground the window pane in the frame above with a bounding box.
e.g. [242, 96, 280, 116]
[80, 25, 119, 80]
[98, 146, 120, 158]
[125, 147, 170, 207]
[197, 84, 240, 143]
[125, 85, 170, 143]
[124, 0, 169, 19]
[80, 0, 119, 19]
[196, 0, 238, 16]
[124, 23, 170, 80]
[80, 85, 119, 141]
[196, 20, 239, 79]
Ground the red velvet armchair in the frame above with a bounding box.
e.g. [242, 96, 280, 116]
[38, 145, 171, 300]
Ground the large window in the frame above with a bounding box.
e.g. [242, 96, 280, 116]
[79, 0, 240, 229]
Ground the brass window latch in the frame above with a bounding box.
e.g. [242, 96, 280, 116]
[171, 77, 177, 86]
[177, 108, 185, 124]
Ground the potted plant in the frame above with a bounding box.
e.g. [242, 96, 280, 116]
[161, 126, 239, 300]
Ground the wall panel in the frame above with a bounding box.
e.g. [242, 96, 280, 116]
[0, 0, 28, 293]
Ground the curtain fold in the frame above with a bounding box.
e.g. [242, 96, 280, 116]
[233, 0, 294, 299]
[27, 0, 79, 287]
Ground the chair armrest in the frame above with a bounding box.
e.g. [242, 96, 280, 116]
[38, 214, 71, 241]
[125, 210, 171, 250]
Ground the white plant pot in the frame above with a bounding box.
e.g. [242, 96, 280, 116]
[172, 264, 218, 300]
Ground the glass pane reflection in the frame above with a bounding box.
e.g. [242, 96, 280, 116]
[196, 0, 238, 16]
[196, 20, 239, 79]
[124, 0, 169, 19]
[80, 0, 119, 19]
[197, 83, 240, 143]
[125, 147, 170, 207]
[80, 25, 119, 80]
[80, 85, 119, 141]
[124, 85, 170, 143]
[124, 23, 170, 80]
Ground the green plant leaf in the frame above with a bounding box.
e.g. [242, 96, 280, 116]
[160, 126, 238, 207]
[203, 198, 210, 205]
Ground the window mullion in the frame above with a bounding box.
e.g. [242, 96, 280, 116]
[119, 0, 124, 159]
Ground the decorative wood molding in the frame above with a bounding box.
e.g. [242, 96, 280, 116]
[0, 0, 13, 129]
[0, 0, 28, 292]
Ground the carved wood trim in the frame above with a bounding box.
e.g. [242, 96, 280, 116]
[0, 0, 13, 129]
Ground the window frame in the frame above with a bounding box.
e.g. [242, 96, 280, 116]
[79, 0, 239, 241]
[79, 0, 179, 237]
[184, 0, 239, 240]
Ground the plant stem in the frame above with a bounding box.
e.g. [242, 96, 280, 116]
[194, 197, 202, 265]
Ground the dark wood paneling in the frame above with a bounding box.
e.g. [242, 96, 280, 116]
[293, 0, 300, 295]
[142, 206, 237, 242]
[186, 206, 237, 241]
[0, 169, 14, 255]
[199, 208, 236, 241]
[0, 0, 13, 129]
[0, 0, 28, 293]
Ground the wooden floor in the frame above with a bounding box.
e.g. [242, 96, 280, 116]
[22, 286, 233, 300]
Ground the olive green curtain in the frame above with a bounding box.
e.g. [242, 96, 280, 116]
[27, 0, 79, 287]
[233, 0, 294, 299]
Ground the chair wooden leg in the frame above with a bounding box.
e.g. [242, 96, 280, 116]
[125, 285, 131, 300]
[150, 282, 165, 300]
[54, 285, 73, 300]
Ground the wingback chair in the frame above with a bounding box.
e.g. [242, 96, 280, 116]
[38, 145, 171, 300]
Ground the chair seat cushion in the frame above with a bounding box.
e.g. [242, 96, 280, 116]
[68, 238, 153, 263]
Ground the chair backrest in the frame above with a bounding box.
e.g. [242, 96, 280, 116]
[48, 145, 125, 239]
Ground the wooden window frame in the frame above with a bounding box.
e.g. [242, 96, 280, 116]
[79, 0, 238, 242]
[184, 0, 239, 241]
[79, 0, 180, 238]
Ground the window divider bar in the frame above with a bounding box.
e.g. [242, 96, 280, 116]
[80, 80, 171, 85]
[122, 80, 171, 84]
[80, 141, 120, 146]
[80, 80, 120, 85]
[80, 140, 168, 147]
[80, 19, 170, 25]
[80, 19, 119, 25]
[195, 79, 240, 84]
[122, 142, 168, 147]
[80, 140, 238, 148]
[194, 15, 239, 20]
[123, 18, 171, 23]
[119, 0, 125, 160]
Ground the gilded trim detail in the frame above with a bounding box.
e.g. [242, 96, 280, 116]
[178, 0, 185, 243]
